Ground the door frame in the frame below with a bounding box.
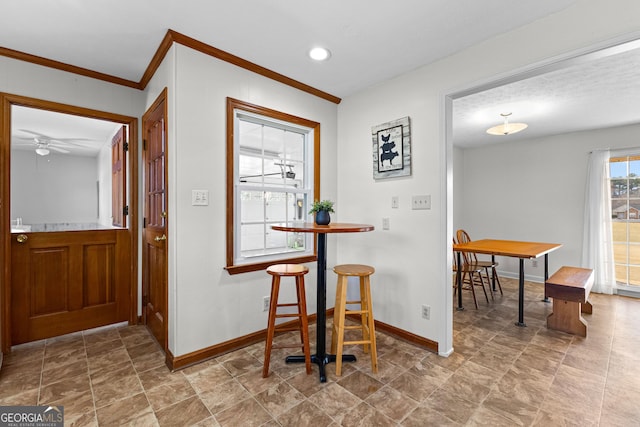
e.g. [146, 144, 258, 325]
[0, 93, 139, 352]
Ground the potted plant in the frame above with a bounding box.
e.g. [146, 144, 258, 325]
[309, 199, 334, 225]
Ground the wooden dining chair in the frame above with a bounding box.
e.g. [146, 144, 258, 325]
[456, 229, 503, 297]
[453, 238, 489, 309]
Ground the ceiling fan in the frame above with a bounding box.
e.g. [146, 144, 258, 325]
[13, 129, 94, 156]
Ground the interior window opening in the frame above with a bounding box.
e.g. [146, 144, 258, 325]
[10, 105, 129, 233]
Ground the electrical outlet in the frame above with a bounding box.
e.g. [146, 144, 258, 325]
[262, 296, 270, 312]
[532, 259, 538, 268]
[382, 217, 390, 230]
[421, 304, 430, 320]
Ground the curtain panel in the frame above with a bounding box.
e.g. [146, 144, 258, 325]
[582, 149, 616, 294]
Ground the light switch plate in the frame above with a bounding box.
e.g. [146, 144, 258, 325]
[192, 190, 209, 206]
[412, 195, 431, 210]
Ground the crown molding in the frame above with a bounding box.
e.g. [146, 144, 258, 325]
[0, 46, 140, 89]
[0, 29, 342, 104]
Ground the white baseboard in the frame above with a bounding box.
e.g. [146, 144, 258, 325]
[438, 347, 454, 357]
[616, 288, 640, 298]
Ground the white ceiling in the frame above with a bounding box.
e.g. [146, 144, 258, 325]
[0, 0, 576, 97]
[11, 107, 121, 157]
[3, 0, 640, 152]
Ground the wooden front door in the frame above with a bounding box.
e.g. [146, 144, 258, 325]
[142, 90, 168, 350]
[11, 229, 131, 344]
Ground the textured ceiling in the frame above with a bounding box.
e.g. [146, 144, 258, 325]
[453, 40, 640, 148]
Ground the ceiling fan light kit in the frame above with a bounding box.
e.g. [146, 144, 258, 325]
[486, 112, 528, 136]
[35, 146, 50, 156]
[15, 129, 87, 156]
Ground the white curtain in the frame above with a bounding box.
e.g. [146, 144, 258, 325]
[582, 149, 616, 294]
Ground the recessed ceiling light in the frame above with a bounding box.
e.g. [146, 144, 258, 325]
[309, 47, 331, 61]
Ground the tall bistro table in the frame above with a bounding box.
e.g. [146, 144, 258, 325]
[453, 239, 562, 327]
[271, 222, 374, 382]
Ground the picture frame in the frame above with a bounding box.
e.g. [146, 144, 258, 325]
[372, 116, 411, 180]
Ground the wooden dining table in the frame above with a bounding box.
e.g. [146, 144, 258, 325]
[453, 239, 562, 326]
[271, 222, 374, 382]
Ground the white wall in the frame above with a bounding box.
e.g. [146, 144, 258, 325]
[458, 124, 640, 281]
[144, 44, 339, 356]
[338, 0, 640, 356]
[1, 55, 146, 351]
[453, 146, 464, 233]
[0, 57, 143, 117]
[11, 150, 99, 224]
[97, 143, 112, 227]
[1, 56, 145, 225]
[0, 49, 144, 227]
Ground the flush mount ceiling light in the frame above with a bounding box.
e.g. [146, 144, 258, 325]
[486, 112, 528, 136]
[308, 47, 331, 61]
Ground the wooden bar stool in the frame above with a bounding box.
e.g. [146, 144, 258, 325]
[331, 264, 378, 376]
[263, 264, 311, 378]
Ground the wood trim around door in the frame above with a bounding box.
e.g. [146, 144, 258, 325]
[0, 92, 139, 353]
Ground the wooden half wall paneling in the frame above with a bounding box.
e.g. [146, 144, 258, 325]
[10, 229, 130, 344]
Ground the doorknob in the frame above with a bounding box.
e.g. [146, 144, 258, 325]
[16, 234, 28, 243]
[154, 234, 167, 242]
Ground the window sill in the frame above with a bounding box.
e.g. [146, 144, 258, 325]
[225, 255, 317, 275]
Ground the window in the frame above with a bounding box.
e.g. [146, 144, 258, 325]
[226, 98, 319, 274]
[610, 155, 640, 288]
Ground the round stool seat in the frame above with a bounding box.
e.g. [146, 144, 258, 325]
[267, 264, 309, 276]
[333, 264, 375, 276]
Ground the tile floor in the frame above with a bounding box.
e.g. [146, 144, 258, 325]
[1, 277, 639, 426]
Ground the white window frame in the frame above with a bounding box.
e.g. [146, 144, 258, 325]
[610, 154, 640, 294]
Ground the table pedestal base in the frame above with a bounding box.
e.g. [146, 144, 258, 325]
[286, 353, 357, 382]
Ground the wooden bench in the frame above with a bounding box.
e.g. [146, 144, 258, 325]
[545, 266, 594, 337]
